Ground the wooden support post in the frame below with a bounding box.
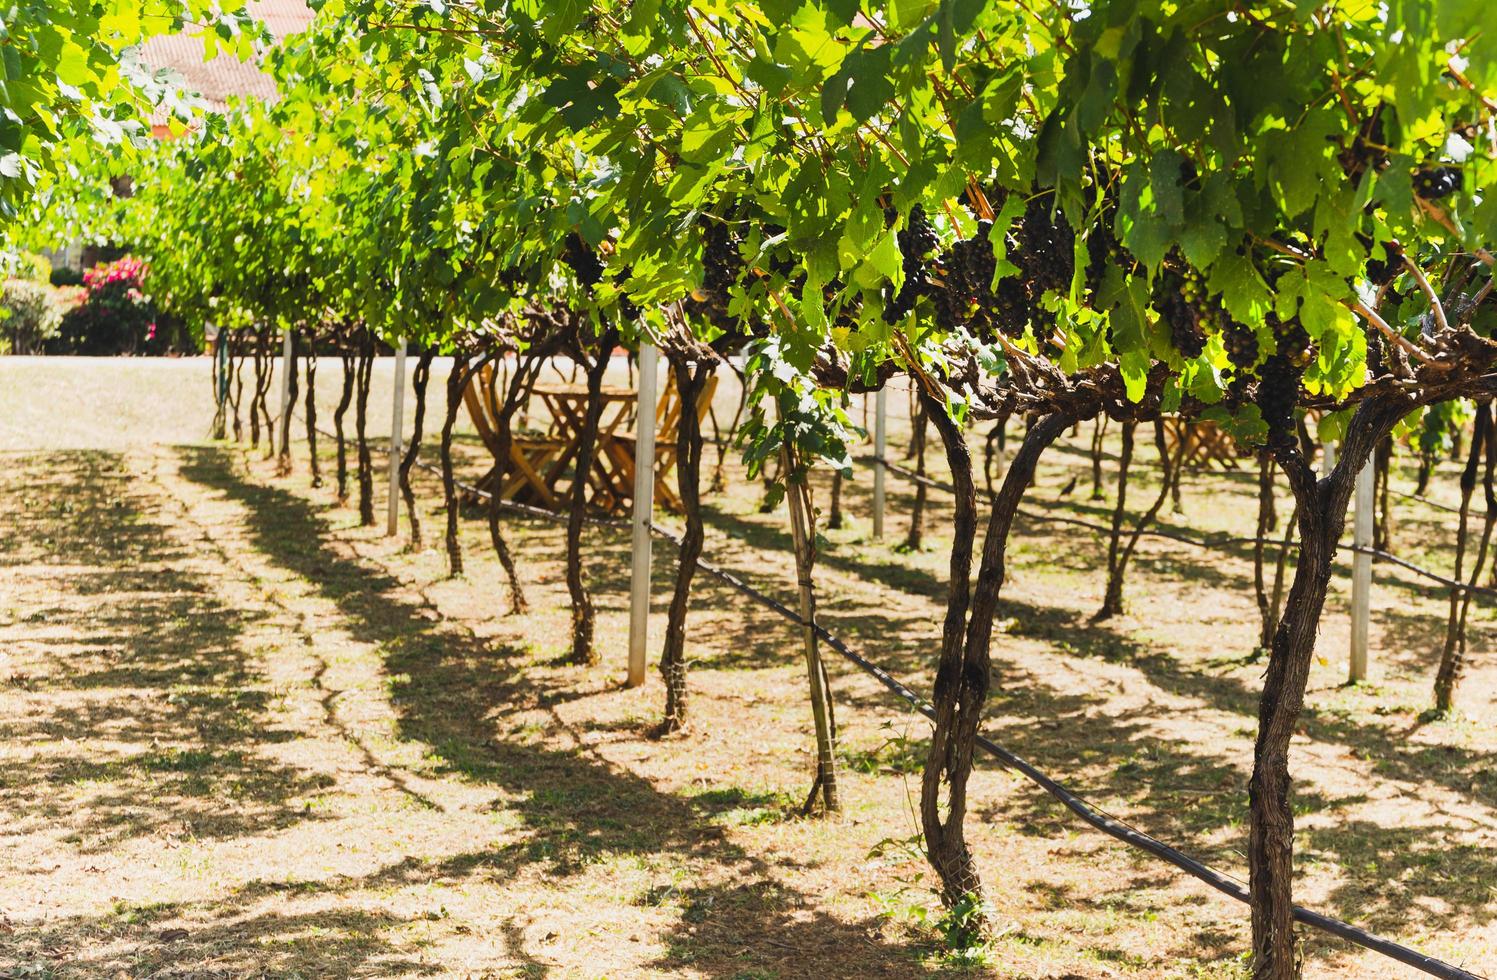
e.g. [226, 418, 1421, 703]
[1350, 458, 1374, 682]
[873, 386, 887, 540]
[386, 338, 407, 537]
[627, 342, 659, 689]
[277, 327, 294, 451]
[1322, 439, 1336, 478]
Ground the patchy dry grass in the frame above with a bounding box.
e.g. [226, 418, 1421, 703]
[0, 360, 1493, 978]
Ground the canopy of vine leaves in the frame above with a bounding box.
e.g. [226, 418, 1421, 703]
[26, 0, 1493, 459]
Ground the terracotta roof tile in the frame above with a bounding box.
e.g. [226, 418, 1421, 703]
[141, 0, 314, 122]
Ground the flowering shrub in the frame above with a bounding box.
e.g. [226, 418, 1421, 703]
[51, 255, 184, 355]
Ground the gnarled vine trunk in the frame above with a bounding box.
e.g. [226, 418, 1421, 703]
[440, 352, 470, 576]
[783, 443, 839, 815]
[566, 327, 619, 666]
[921, 402, 1070, 919]
[399, 351, 435, 549]
[304, 338, 322, 488]
[659, 357, 710, 733]
[1249, 399, 1404, 977]
[333, 346, 356, 504]
[1434, 402, 1494, 714]
[1098, 418, 1184, 619]
[249, 329, 267, 448]
[230, 330, 245, 442]
[277, 329, 298, 476]
[485, 341, 563, 616]
[1089, 415, 1108, 500]
[355, 333, 375, 526]
[1095, 421, 1137, 619]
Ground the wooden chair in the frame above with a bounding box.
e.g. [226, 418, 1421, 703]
[1161, 418, 1241, 470]
[599, 371, 719, 513]
[462, 363, 568, 509]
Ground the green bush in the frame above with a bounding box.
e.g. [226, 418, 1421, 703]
[1, 279, 64, 354]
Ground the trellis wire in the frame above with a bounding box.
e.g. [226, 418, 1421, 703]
[871, 455, 1497, 601]
[288, 411, 1486, 979]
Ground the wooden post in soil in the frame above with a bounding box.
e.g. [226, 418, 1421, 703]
[1349, 460, 1373, 683]
[386, 338, 407, 537]
[783, 444, 839, 815]
[872, 386, 887, 540]
[627, 341, 659, 689]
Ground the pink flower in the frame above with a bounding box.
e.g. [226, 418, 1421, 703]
[146, 322, 157, 342]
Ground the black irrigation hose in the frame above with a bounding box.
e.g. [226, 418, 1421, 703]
[290, 413, 1485, 980]
[871, 455, 1497, 601]
[1389, 485, 1468, 516]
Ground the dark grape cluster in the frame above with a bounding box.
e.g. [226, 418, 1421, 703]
[1270, 312, 1314, 368]
[1339, 110, 1388, 180]
[1359, 234, 1402, 286]
[1151, 255, 1208, 359]
[561, 232, 603, 288]
[882, 205, 939, 324]
[1222, 319, 1259, 371]
[1366, 321, 1385, 377]
[1082, 218, 1135, 295]
[1413, 166, 1462, 199]
[685, 214, 745, 328]
[1013, 198, 1075, 295]
[1256, 354, 1301, 442]
[615, 265, 641, 321]
[932, 220, 1001, 334]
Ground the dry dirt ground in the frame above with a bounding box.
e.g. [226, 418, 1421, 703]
[0, 360, 1494, 979]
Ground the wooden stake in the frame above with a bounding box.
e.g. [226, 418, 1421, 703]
[627, 342, 659, 689]
[386, 339, 407, 537]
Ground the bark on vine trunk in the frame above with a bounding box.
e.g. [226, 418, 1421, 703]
[983, 416, 1007, 495]
[827, 470, 844, 530]
[230, 331, 244, 442]
[399, 351, 435, 549]
[659, 358, 710, 734]
[255, 328, 274, 456]
[1098, 419, 1184, 618]
[1373, 435, 1394, 552]
[1089, 416, 1108, 500]
[921, 404, 1070, 920]
[211, 332, 228, 440]
[333, 349, 355, 504]
[1253, 457, 1293, 652]
[566, 327, 619, 666]
[249, 330, 266, 448]
[709, 369, 747, 493]
[1249, 400, 1403, 977]
[484, 346, 551, 616]
[304, 339, 322, 488]
[1095, 421, 1137, 620]
[440, 353, 470, 577]
[782, 443, 839, 816]
[277, 329, 298, 477]
[1434, 402, 1493, 714]
[355, 334, 375, 526]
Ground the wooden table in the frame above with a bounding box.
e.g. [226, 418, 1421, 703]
[465, 370, 715, 515]
[526, 382, 637, 510]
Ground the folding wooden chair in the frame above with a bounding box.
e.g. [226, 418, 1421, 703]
[462, 363, 568, 508]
